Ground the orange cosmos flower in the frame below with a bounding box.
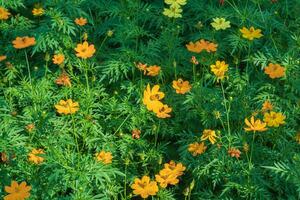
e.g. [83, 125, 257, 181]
[55, 72, 72, 87]
[25, 123, 35, 132]
[201, 129, 218, 144]
[244, 116, 267, 132]
[240, 26, 263, 40]
[32, 8, 44, 16]
[188, 142, 207, 156]
[153, 102, 172, 118]
[4, 181, 31, 200]
[95, 150, 113, 164]
[75, 41, 96, 59]
[172, 78, 192, 94]
[163, 161, 186, 177]
[131, 176, 158, 199]
[0, 7, 11, 20]
[0, 55, 7, 62]
[136, 62, 148, 75]
[155, 168, 179, 188]
[146, 65, 161, 76]
[75, 17, 87, 26]
[12, 37, 36, 49]
[210, 60, 228, 80]
[143, 84, 165, 111]
[52, 54, 65, 65]
[263, 111, 285, 127]
[262, 100, 273, 112]
[186, 39, 217, 53]
[28, 148, 45, 164]
[132, 129, 141, 139]
[55, 99, 79, 115]
[264, 63, 285, 79]
[228, 148, 241, 159]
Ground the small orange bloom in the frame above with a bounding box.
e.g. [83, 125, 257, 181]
[95, 150, 113, 164]
[75, 17, 87, 26]
[228, 148, 241, 158]
[0, 55, 7, 62]
[172, 78, 192, 94]
[264, 63, 285, 79]
[190, 56, 199, 65]
[132, 129, 141, 139]
[0, 7, 11, 20]
[262, 100, 273, 112]
[136, 62, 148, 75]
[55, 72, 71, 87]
[4, 181, 31, 200]
[28, 148, 45, 164]
[52, 54, 65, 65]
[12, 37, 36, 49]
[131, 176, 158, 198]
[32, 8, 44, 16]
[188, 142, 207, 156]
[75, 41, 96, 59]
[146, 65, 161, 76]
[153, 102, 172, 118]
[186, 39, 217, 53]
[25, 123, 35, 132]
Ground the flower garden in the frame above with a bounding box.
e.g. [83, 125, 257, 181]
[0, 0, 300, 199]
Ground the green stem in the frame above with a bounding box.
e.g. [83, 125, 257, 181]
[24, 50, 32, 86]
[71, 114, 80, 153]
[84, 60, 90, 93]
[249, 132, 256, 170]
[220, 81, 231, 147]
[192, 63, 196, 82]
[154, 121, 160, 147]
[124, 164, 127, 199]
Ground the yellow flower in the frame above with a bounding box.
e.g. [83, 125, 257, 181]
[28, 149, 45, 164]
[165, 0, 187, 6]
[4, 181, 31, 200]
[131, 176, 158, 199]
[295, 132, 300, 144]
[262, 100, 273, 112]
[146, 65, 161, 76]
[163, 161, 186, 177]
[211, 17, 231, 30]
[210, 60, 228, 80]
[0, 7, 11, 20]
[52, 54, 65, 65]
[32, 8, 44, 16]
[54, 99, 79, 115]
[75, 41, 96, 59]
[244, 116, 267, 132]
[95, 150, 113, 164]
[163, 4, 183, 18]
[264, 63, 285, 79]
[153, 102, 172, 118]
[263, 111, 285, 127]
[12, 37, 36, 49]
[201, 129, 218, 144]
[240, 26, 263, 40]
[75, 17, 87, 26]
[143, 84, 165, 111]
[172, 79, 192, 94]
[188, 142, 207, 156]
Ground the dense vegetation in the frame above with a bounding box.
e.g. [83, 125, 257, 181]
[0, 0, 300, 199]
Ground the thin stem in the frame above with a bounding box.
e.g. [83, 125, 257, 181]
[71, 114, 80, 153]
[24, 50, 32, 86]
[84, 60, 90, 93]
[192, 63, 196, 82]
[124, 164, 127, 199]
[154, 121, 160, 147]
[249, 132, 256, 170]
[220, 81, 231, 146]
